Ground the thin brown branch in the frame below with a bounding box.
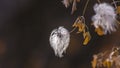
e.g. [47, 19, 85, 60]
[82, 0, 90, 16]
[70, 27, 77, 33]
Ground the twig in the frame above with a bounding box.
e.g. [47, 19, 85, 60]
[70, 27, 77, 33]
[82, 0, 90, 16]
[81, 0, 90, 31]
[112, 0, 117, 9]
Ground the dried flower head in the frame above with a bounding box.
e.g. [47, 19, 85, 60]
[92, 3, 117, 34]
[49, 26, 70, 57]
[91, 47, 120, 68]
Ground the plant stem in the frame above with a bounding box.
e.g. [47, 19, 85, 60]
[81, 16, 89, 30]
[70, 27, 77, 33]
[112, 0, 117, 9]
[82, 0, 90, 16]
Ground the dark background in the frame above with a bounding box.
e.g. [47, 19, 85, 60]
[0, 0, 120, 68]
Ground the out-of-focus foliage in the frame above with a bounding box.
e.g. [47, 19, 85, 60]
[91, 47, 120, 68]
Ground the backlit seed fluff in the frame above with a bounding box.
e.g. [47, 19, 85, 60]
[92, 3, 117, 34]
[49, 26, 70, 57]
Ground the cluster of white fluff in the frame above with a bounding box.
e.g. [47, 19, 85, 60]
[92, 3, 117, 34]
[49, 26, 70, 57]
[49, 3, 119, 58]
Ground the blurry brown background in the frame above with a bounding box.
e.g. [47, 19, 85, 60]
[0, 0, 120, 68]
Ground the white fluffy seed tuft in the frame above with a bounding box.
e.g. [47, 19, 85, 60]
[49, 26, 70, 57]
[92, 3, 117, 34]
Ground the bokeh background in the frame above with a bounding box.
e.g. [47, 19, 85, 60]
[0, 0, 120, 68]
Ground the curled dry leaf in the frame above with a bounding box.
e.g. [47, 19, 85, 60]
[73, 23, 85, 33]
[103, 59, 112, 68]
[116, 6, 120, 14]
[91, 55, 97, 68]
[95, 26, 104, 36]
[72, 16, 91, 45]
[83, 31, 91, 45]
[72, 17, 85, 33]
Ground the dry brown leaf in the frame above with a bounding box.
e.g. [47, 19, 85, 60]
[91, 55, 97, 68]
[116, 6, 120, 14]
[103, 59, 112, 68]
[83, 32, 91, 45]
[103, 60, 107, 67]
[72, 16, 91, 45]
[71, 0, 77, 14]
[107, 62, 112, 68]
[78, 23, 85, 33]
[95, 27, 104, 36]
[71, 0, 80, 14]
[72, 19, 85, 33]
